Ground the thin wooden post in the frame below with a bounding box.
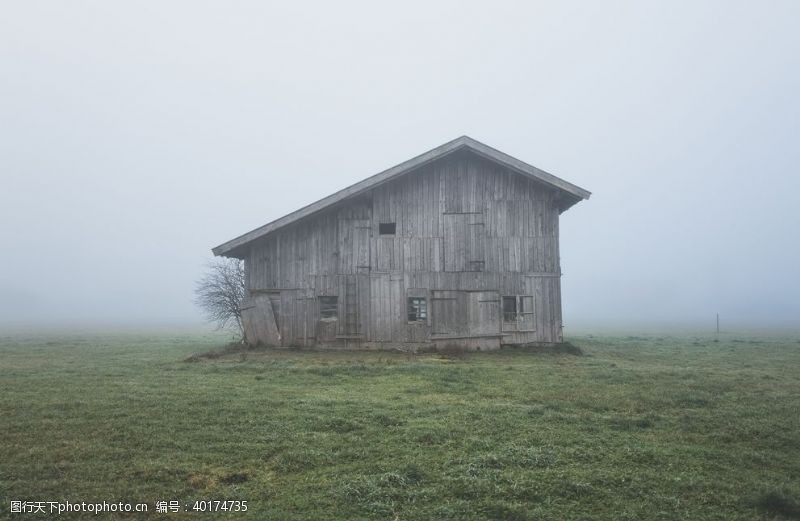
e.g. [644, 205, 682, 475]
[304, 295, 308, 347]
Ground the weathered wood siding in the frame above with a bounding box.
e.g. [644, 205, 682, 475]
[245, 150, 564, 348]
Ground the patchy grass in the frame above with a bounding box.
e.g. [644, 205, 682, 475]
[0, 329, 799, 519]
[517, 341, 584, 356]
[753, 489, 800, 519]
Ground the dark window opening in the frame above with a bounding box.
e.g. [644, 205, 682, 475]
[468, 260, 485, 272]
[407, 297, 428, 322]
[379, 222, 396, 235]
[503, 295, 535, 329]
[319, 296, 338, 319]
[503, 296, 517, 322]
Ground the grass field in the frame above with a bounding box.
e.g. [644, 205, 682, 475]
[1, 329, 799, 520]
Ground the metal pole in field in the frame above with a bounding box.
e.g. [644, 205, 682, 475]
[716, 313, 719, 334]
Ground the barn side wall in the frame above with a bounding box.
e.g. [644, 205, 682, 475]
[244, 151, 564, 349]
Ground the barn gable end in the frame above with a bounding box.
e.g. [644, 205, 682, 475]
[213, 136, 589, 349]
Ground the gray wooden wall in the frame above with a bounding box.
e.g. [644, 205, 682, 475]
[242, 150, 565, 348]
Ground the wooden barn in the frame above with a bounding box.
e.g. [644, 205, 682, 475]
[212, 136, 590, 350]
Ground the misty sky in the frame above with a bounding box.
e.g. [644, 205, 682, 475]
[1, 1, 798, 329]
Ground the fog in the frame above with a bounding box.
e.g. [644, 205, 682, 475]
[1, 1, 798, 331]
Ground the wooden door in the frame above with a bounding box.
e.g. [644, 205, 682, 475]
[338, 219, 371, 273]
[468, 291, 501, 336]
[443, 213, 485, 272]
[369, 273, 403, 342]
[240, 293, 281, 346]
[431, 290, 467, 336]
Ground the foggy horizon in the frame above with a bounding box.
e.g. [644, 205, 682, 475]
[2, 2, 798, 332]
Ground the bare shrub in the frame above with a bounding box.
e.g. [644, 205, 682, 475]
[194, 258, 246, 340]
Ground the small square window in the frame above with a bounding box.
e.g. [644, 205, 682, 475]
[379, 222, 396, 235]
[319, 296, 338, 319]
[407, 297, 427, 322]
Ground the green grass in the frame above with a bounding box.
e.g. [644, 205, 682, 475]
[1, 329, 799, 520]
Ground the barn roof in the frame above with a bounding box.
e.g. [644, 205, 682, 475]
[213, 136, 591, 258]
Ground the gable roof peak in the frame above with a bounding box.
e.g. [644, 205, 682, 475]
[213, 136, 590, 257]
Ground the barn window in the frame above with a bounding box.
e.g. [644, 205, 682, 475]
[319, 296, 338, 319]
[407, 297, 427, 322]
[468, 260, 485, 272]
[503, 295, 535, 330]
[379, 222, 396, 235]
[502, 296, 517, 322]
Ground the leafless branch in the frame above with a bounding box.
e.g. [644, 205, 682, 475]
[194, 258, 246, 340]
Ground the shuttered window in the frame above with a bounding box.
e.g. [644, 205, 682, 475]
[319, 296, 338, 319]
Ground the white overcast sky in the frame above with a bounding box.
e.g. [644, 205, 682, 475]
[1, 1, 798, 329]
